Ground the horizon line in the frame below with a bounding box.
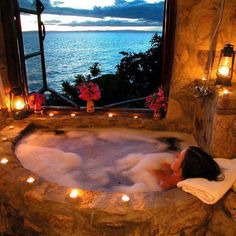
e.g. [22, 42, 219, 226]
[23, 29, 163, 33]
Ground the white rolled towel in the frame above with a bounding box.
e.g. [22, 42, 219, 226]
[177, 158, 236, 204]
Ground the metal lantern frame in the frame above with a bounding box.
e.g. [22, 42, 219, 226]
[9, 87, 29, 119]
[216, 43, 235, 86]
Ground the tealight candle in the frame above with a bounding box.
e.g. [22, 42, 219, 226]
[9, 126, 14, 129]
[2, 137, 7, 142]
[26, 177, 35, 183]
[69, 189, 81, 199]
[108, 113, 114, 118]
[222, 89, 230, 95]
[133, 115, 139, 119]
[49, 113, 54, 117]
[0, 158, 8, 165]
[70, 113, 76, 117]
[121, 194, 130, 202]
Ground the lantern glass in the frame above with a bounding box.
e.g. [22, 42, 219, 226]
[10, 87, 29, 119]
[13, 96, 26, 110]
[217, 56, 232, 78]
[216, 44, 235, 86]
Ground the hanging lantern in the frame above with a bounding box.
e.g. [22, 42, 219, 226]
[216, 44, 235, 86]
[9, 87, 29, 119]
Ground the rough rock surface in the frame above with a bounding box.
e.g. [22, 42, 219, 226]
[0, 115, 235, 236]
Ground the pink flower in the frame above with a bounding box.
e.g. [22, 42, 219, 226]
[145, 87, 168, 113]
[78, 82, 101, 101]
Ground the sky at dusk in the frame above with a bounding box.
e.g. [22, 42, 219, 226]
[19, 0, 164, 31]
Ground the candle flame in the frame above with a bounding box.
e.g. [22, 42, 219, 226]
[26, 177, 35, 183]
[121, 194, 130, 202]
[14, 99, 25, 110]
[0, 158, 8, 164]
[69, 189, 83, 199]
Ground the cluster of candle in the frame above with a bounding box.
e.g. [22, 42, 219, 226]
[48, 112, 140, 120]
[1, 158, 131, 203]
[68, 188, 130, 203]
[0, 158, 36, 184]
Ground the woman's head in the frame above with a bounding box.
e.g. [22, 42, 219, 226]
[180, 146, 222, 181]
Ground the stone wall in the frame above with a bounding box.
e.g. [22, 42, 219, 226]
[193, 85, 236, 158]
[167, 0, 236, 157]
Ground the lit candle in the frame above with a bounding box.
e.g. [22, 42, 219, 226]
[14, 99, 25, 110]
[70, 113, 76, 117]
[108, 113, 114, 118]
[133, 115, 139, 119]
[121, 194, 130, 202]
[69, 189, 82, 199]
[219, 88, 231, 96]
[1, 137, 7, 142]
[26, 177, 35, 183]
[0, 158, 8, 165]
[9, 126, 14, 129]
[201, 77, 207, 81]
[49, 113, 54, 117]
[222, 89, 230, 95]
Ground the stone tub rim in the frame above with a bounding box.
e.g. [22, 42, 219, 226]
[0, 115, 212, 236]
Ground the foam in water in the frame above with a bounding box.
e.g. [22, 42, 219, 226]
[15, 128, 196, 192]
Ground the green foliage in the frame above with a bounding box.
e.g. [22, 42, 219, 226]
[115, 33, 163, 100]
[89, 62, 101, 77]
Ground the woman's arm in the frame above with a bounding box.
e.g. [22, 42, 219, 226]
[150, 162, 182, 190]
[159, 172, 182, 190]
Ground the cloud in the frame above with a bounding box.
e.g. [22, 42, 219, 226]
[60, 19, 160, 27]
[44, 19, 61, 25]
[19, 0, 164, 27]
[52, 1, 64, 7]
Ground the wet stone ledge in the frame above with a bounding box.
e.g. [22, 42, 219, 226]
[0, 115, 235, 236]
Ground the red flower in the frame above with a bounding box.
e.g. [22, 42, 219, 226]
[145, 87, 168, 113]
[28, 93, 46, 110]
[77, 82, 101, 101]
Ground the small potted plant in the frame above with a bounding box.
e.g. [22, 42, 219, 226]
[77, 82, 101, 112]
[145, 87, 168, 120]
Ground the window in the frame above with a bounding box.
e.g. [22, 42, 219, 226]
[16, 0, 176, 109]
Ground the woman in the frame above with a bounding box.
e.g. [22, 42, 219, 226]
[151, 146, 223, 190]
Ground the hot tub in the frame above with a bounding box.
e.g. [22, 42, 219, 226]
[0, 114, 234, 236]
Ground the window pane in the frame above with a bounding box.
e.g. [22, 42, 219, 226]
[20, 14, 40, 54]
[18, 0, 36, 11]
[25, 56, 44, 92]
[39, 0, 165, 107]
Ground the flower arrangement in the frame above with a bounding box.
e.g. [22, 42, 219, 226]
[145, 87, 168, 119]
[77, 82, 101, 101]
[28, 93, 46, 112]
[77, 81, 101, 112]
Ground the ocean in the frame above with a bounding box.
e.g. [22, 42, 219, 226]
[23, 31, 161, 92]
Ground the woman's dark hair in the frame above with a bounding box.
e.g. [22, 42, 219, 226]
[181, 146, 223, 181]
